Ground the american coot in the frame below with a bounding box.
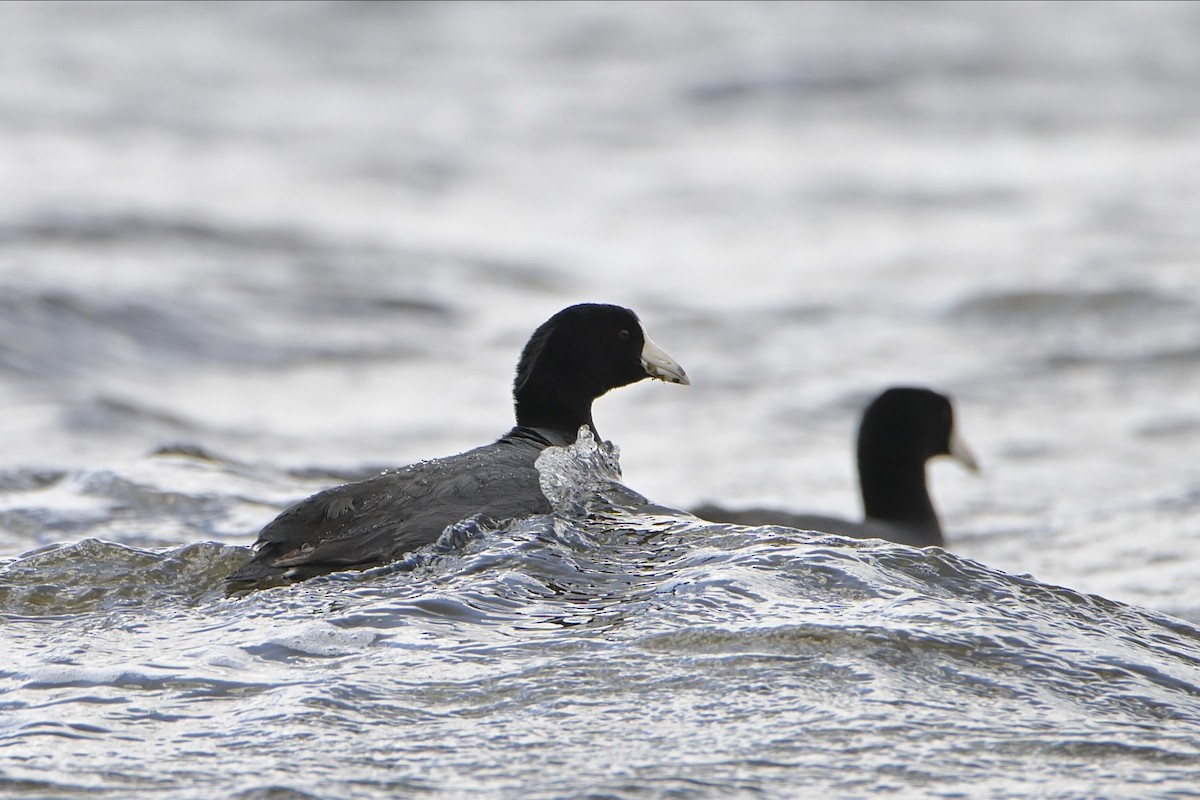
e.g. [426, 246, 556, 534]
[227, 303, 689, 587]
[692, 387, 978, 548]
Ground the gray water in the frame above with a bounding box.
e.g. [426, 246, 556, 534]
[2, 2, 1200, 797]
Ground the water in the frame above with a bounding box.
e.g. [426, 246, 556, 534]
[3, 436, 1200, 798]
[2, 1, 1200, 797]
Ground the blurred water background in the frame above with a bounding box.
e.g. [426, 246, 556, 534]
[2, 2, 1200, 798]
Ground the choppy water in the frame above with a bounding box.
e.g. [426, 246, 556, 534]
[5, 435, 1200, 798]
[2, 1, 1200, 797]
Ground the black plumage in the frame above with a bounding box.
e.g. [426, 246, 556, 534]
[692, 387, 977, 548]
[228, 304, 688, 587]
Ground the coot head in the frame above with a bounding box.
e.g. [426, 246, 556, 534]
[860, 387, 978, 473]
[514, 303, 688, 437]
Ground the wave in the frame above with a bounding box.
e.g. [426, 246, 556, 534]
[947, 287, 1194, 326]
[2, 430, 1199, 797]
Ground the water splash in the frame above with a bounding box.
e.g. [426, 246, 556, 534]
[535, 425, 673, 520]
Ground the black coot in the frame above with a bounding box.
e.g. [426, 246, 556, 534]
[228, 303, 689, 587]
[692, 387, 977, 548]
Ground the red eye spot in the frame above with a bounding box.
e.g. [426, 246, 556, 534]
[618, 329, 631, 342]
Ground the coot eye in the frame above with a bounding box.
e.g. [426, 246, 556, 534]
[618, 329, 631, 342]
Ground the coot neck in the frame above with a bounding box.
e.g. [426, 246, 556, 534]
[500, 425, 579, 450]
[858, 445, 942, 543]
[513, 374, 598, 443]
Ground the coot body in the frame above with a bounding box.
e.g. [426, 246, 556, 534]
[228, 304, 688, 587]
[693, 387, 976, 548]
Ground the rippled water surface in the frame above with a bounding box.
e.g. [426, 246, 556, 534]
[2, 2, 1200, 797]
[5, 437, 1200, 798]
